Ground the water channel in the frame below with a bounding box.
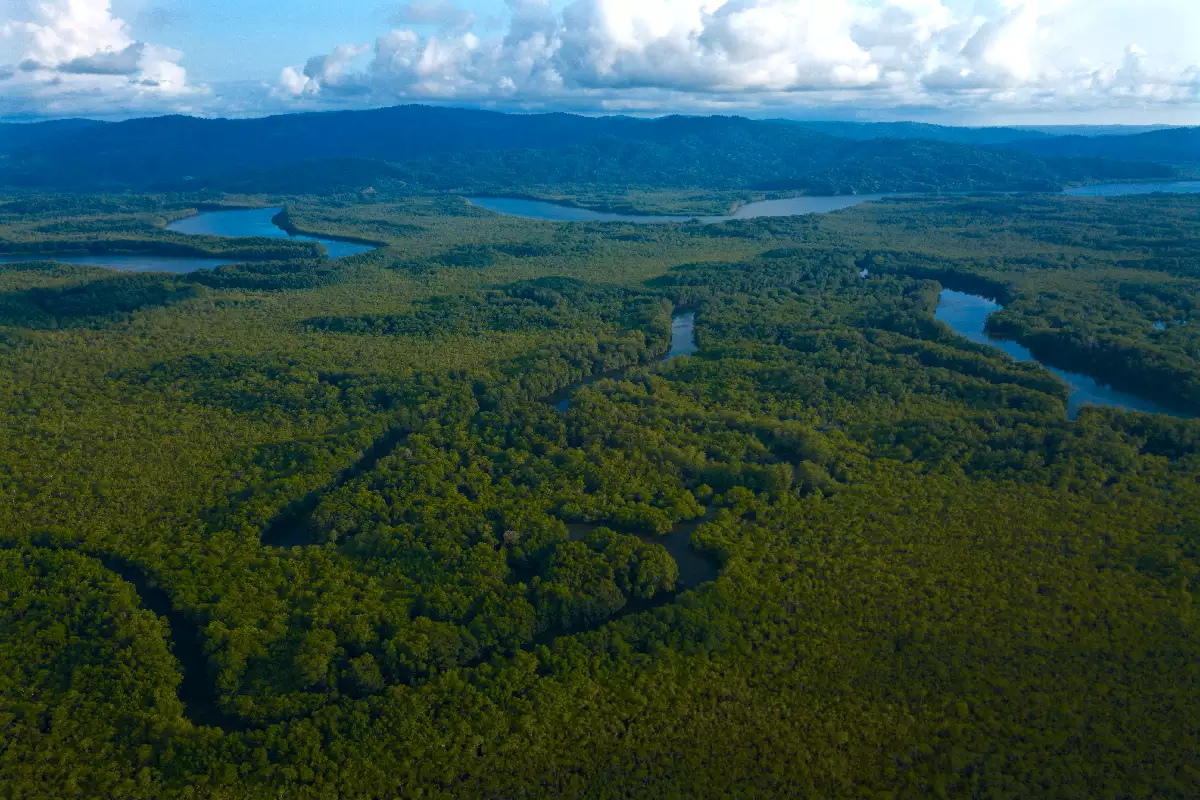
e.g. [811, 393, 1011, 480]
[546, 309, 718, 591]
[1, 206, 376, 273]
[935, 289, 1193, 419]
[7, 183, 1200, 273]
[165, 206, 377, 259]
[470, 181, 1200, 223]
[467, 194, 891, 223]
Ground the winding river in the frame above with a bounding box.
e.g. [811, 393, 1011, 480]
[549, 309, 721, 592]
[8, 183, 1200, 273]
[165, 206, 377, 259]
[935, 289, 1193, 419]
[467, 195, 890, 223]
[1062, 180, 1200, 197]
[471, 181, 1200, 223]
[1, 207, 376, 273]
[548, 310, 697, 412]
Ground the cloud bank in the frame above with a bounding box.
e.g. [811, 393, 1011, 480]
[0, 0, 204, 116]
[2, 0, 1198, 120]
[274, 0, 1200, 117]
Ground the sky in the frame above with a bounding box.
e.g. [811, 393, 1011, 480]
[2, 0, 1200, 124]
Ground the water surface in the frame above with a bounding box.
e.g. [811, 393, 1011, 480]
[550, 309, 697, 412]
[0, 253, 234, 274]
[474, 182, 1200, 225]
[467, 195, 889, 224]
[568, 514, 719, 591]
[1, 207, 376, 274]
[664, 311, 698, 360]
[936, 290, 1192, 418]
[1062, 181, 1200, 197]
[167, 207, 376, 259]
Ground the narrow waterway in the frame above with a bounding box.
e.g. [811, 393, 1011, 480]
[550, 310, 696, 412]
[549, 307, 721, 596]
[567, 512, 719, 592]
[935, 290, 1193, 419]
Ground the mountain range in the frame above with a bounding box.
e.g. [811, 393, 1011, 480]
[0, 106, 1191, 195]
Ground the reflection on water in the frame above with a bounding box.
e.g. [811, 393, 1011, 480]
[467, 195, 889, 224]
[550, 310, 697, 412]
[935, 289, 1192, 419]
[1063, 181, 1200, 197]
[568, 513, 719, 592]
[664, 311, 697, 360]
[473, 181, 1200, 226]
[0, 253, 234, 274]
[167, 207, 376, 259]
[1, 207, 377, 274]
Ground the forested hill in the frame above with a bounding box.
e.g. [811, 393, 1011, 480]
[787, 120, 1054, 146]
[0, 105, 1176, 193]
[1002, 126, 1200, 166]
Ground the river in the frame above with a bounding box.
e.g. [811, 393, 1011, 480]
[935, 289, 1193, 419]
[165, 206, 377, 259]
[549, 310, 696, 412]
[467, 195, 891, 223]
[470, 181, 1200, 223]
[1, 207, 376, 273]
[552, 308, 720, 591]
[1062, 180, 1200, 197]
[8, 184, 1200, 273]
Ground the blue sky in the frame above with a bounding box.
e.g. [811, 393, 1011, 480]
[4, 0, 1200, 122]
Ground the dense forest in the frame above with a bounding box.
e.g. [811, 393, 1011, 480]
[1, 171, 1200, 798]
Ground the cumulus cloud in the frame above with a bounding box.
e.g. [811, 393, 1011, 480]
[277, 43, 372, 98]
[391, 0, 478, 34]
[273, 0, 1200, 116]
[0, 0, 204, 115]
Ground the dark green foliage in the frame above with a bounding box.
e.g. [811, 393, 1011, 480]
[0, 106, 1175, 195]
[1, 187, 1200, 798]
[1006, 125, 1200, 166]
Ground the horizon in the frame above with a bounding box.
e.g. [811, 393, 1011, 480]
[0, 102, 1195, 131]
[3, 1, 1200, 125]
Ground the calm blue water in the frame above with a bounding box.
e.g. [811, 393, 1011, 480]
[0, 253, 234, 274]
[1063, 181, 1200, 197]
[467, 195, 889, 223]
[166, 207, 376, 259]
[664, 311, 698, 360]
[936, 290, 1192, 419]
[474, 183, 1200, 224]
[1, 207, 376, 274]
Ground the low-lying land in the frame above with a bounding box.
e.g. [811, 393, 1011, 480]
[2, 187, 1199, 797]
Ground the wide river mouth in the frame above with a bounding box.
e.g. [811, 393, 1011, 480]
[935, 289, 1194, 419]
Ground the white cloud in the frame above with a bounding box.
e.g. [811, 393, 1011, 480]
[0, 0, 204, 115]
[273, 0, 1200, 117]
[391, 0, 478, 34]
[276, 42, 371, 98]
